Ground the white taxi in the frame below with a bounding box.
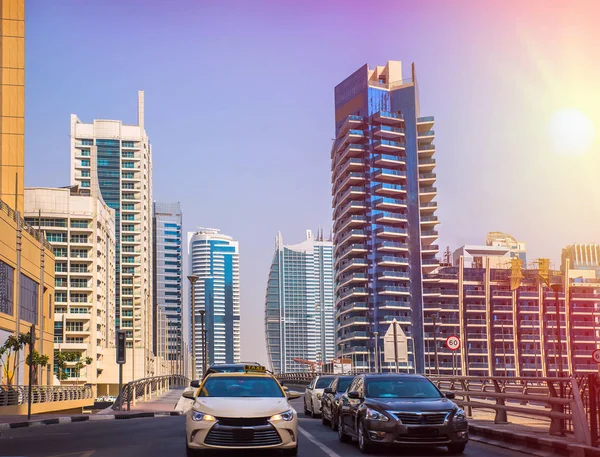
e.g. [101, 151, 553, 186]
[184, 365, 299, 456]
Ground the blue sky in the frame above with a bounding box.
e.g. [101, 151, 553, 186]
[24, 0, 600, 364]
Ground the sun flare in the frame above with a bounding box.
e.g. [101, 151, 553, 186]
[547, 108, 595, 155]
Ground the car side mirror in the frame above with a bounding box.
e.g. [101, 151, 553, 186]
[324, 387, 333, 394]
[347, 391, 362, 400]
[182, 389, 196, 399]
[190, 380, 200, 388]
[445, 392, 456, 399]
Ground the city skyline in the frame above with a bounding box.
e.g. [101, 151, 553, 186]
[22, 0, 600, 364]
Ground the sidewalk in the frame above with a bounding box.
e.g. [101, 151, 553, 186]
[100, 387, 186, 414]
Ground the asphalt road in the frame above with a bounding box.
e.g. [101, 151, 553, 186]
[0, 399, 528, 457]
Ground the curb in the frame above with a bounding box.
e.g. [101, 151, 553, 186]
[0, 411, 182, 436]
[469, 423, 600, 457]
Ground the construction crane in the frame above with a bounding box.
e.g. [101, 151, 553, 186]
[293, 358, 322, 373]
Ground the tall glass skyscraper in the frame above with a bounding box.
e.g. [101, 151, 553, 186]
[265, 230, 335, 374]
[188, 228, 240, 375]
[70, 91, 154, 378]
[153, 202, 183, 363]
[331, 61, 439, 373]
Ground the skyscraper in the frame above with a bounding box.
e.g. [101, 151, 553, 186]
[70, 92, 154, 377]
[265, 230, 335, 374]
[153, 202, 183, 367]
[331, 61, 439, 373]
[188, 228, 240, 375]
[25, 185, 116, 390]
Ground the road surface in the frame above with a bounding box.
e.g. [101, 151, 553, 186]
[0, 399, 528, 457]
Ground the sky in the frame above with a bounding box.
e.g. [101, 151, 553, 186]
[24, 0, 600, 365]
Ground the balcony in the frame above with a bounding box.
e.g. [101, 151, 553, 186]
[335, 200, 367, 220]
[374, 197, 407, 210]
[338, 316, 370, 329]
[374, 211, 407, 224]
[418, 172, 436, 185]
[420, 201, 438, 213]
[418, 130, 435, 139]
[373, 153, 405, 167]
[334, 144, 366, 166]
[376, 241, 408, 252]
[422, 258, 440, 266]
[334, 214, 368, 233]
[338, 129, 366, 149]
[372, 111, 404, 125]
[419, 186, 437, 196]
[421, 230, 438, 240]
[372, 168, 407, 182]
[421, 244, 439, 254]
[378, 270, 410, 281]
[337, 258, 368, 275]
[375, 226, 408, 238]
[418, 158, 436, 172]
[420, 215, 439, 226]
[380, 301, 411, 310]
[372, 125, 406, 139]
[338, 331, 370, 343]
[377, 256, 409, 267]
[379, 315, 411, 324]
[373, 183, 406, 196]
[417, 116, 435, 129]
[338, 287, 369, 301]
[337, 115, 365, 138]
[337, 301, 368, 316]
[378, 286, 410, 296]
[335, 158, 366, 177]
[335, 186, 366, 207]
[373, 140, 405, 153]
[336, 244, 368, 263]
[335, 229, 367, 246]
[334, 172, 367, 194]
[337, 273, 368, 289]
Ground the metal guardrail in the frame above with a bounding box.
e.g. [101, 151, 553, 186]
[112, 375, 189, 411]
[0, 384, 94, 407]
[276, 373, 591, 445]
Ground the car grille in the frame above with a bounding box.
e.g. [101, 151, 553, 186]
[215, 417, 270, 426]
[393, 412, 449, 425]
[204, 424, 282, 447]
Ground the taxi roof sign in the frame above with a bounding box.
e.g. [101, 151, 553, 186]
[244, 364, 266, 373]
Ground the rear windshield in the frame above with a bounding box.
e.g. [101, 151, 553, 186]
[209, 366, 244, 373]
[316, 377, 335, 389]
[337, 378, 353, 392]
[200, 376, 284, 398]
[366, 378, 443, 399]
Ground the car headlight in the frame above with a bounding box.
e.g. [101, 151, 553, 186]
[365, 407, 388, 422]
[453, 409, 467, 422]
[191, 411, 216, 422]
[270, 410, 294, 421]
[317, 393, 322, 400]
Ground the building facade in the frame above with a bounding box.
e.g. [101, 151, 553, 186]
[562, 243, 600, 273]
[265, 230, 335, 374]
[153, 202, 183, 368]
[0, 0, 56, 389]
[422, 258, 600, 377]
[188, 229, 240, 376]
[70, 92, 154, 378]
[486, 232, 527, 264]
[25, 186, 116, 388]
[331, 61, 439, 373]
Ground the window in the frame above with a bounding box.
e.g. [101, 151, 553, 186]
[80, 149, 90, 156]
[70, 294, 88, 303]
[81, 170, 90, 177]
[20, 274, 39, 324]
[55, 262, 67, 272]
[122, 204, 135, 211]
[70, 264, 88, 273]
[122, 183, 134, 190]
[53, 248, 67, 258]
[0, 260, 14, 316]
[122, 172, 134, 179]
[71, 220, 89, 228]
[122, 162, 134, 169]
[122, 151, 135, 158]
[55, 278, 67, 288]
[71, 249, 88, 258]
[80, 139, 93, 146]
[70, 235, 89, 243]
[46, 232, 67, 243]
[122, 235, 135, 242]
[122, 141, 135, 148]
[70, 279, 88, 288]
[200, 376, 284, 398]
[55, 292, 67, 303]
[66, 322, 84, 332]
[81, 159, 90, 167]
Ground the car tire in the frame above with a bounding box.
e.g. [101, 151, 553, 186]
[282, 445, 298, 456]
[321, 411, 329, 426]
[310, 400, 316, 418]
[447, 442, 467, 454]
[304, 399, 310, 416]
[358, 420, 374, 454]
[337, 415, 351, 443]
[330, 412, 338, 431]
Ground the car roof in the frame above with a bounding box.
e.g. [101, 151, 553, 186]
[205, 372, 274, 378]
[362, 373, 427, 380]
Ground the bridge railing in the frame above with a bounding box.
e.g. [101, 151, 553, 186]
[112, 374, 189, 411]
[0, 384, 94, 407]
[276, 373, 591, 446]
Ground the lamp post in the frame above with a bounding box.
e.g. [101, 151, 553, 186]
[432, 313, 440, 375]
[187, 275, 199, 379]
[373, 331, 379, 373]
[551, 284, 563, 376]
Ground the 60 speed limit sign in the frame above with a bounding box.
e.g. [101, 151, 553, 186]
[446, 336, 461, 351]
[592, 349, 600, 364]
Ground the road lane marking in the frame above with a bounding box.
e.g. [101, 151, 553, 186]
[298, 426, 343, 457]
[46, 451, 95, 457]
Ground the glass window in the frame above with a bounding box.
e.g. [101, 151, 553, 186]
[200, 376, 284, 398]
[0, 260, 15, 316]
[337, 377, 353, 393]
[20, 274, 39, 324]
[316, 377, 335, 389]
[365, 377, 443, 399]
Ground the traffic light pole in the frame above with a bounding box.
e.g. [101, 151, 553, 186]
[27, 324, 35, 420]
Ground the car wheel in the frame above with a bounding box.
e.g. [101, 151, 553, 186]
[282, 445, 298, 456]
[321, 410, 329, 426]
[447, 442, 467, 454]
[358, 420, 374, 454]
[337, 415, 351, 443]
[310, 400, 316, 418]
[330, 412, 338, 431]
[304, 399, 310, 416]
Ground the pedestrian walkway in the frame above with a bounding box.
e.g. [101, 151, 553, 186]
[100, 387, 186, 414]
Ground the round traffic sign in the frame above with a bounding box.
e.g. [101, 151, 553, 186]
[446, 336, 461, 351]
[592, 349, 600, 364]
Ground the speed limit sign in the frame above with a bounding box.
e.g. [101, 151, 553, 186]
[592, 349, 600, 364]
[446, 336, 461, 351]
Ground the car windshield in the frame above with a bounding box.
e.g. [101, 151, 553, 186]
[365, 378, 443, 399]
[337, 378, 353, 392]
[210, 367, 244, 373]
[200, 376, 284, 398]
[316, 377, 334, 389]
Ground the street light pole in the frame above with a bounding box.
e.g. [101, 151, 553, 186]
[187, 275, 199, 379]
[432, 313, 440, 375]
[373, 331, 379, 373]
[551, 284, 563, 376]
[200, 309, 207, 373]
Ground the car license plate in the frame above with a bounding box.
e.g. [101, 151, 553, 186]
[233, 428, 254, 440]
[408, 427, 438, 436]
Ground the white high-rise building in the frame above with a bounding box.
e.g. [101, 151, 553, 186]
[188, 228, 240, 376]
[24, 185, 116, 389]
[70, 91, 155, 378]
[265, 230, 335, 374]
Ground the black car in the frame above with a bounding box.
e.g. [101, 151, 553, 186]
[321, 375, 354, 430]
[337, 374, 468, 454]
